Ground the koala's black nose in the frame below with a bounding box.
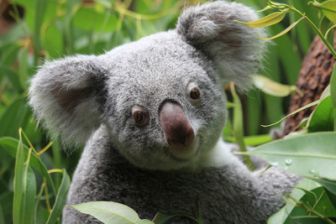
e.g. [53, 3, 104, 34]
[159, 101, 195, 151]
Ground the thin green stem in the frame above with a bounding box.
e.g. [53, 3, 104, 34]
[230, 83, 255, 170]
[289, 6, 336, 58]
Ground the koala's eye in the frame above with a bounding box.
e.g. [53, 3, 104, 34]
[132, 105, 149, 127]
[187, 82, 201, 101]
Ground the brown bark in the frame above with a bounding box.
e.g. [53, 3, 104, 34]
[282, 36, 334, 136]
[0, 1, 25, 35]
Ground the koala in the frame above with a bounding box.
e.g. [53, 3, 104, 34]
[29, 1, 298, 223]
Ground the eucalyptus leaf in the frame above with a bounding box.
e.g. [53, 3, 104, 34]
[0, 137, 56, 195]
[249, 132, 336, 179]
[0, 203, 4, 224]
[152, 213, 177, 224]
[0, 98, 31, 137]
[239, 10, 288, 28]
[73, 7, 117, 32]
[46, 170, 70, 224]
[310, 178, 336, 208]
[0, 65, 24, 93]
[12, 133, 25, 224]
[313, 178, 336, 195]
[331, 66, 336, 107]
[13, 133, 36, 224]
[72, 201, 154, 224]
[319, 0, 336, 24]
[268, 179, 320, 224]
[253, 75, 296, 97]
[284, 186, 336, 223]
[308, 96, 334, 132]
[22, 168, 36, 224]
[331, 65, 336, 130]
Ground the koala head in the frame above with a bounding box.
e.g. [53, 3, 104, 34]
[29, 1, 264, 170]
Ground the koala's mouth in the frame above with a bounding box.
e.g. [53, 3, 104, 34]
[166, 136, 200, 161]
[168, 148, 200, 162]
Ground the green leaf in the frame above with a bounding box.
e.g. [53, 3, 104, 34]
[308, 96, 334, 132]
[226, 135, 272, 146]
[239, 10, 288, 28]
[42, 24, 64, 58]
[313, 0, 336, 23]
[0, 137, 56, 195]
[12, 132, 25, 224]
[0, 65, 24, 93]
[152, 213, 177, 224]
[243, 135, 273, 146]
[13, 132, 36, 224]
[330, 65, 336, 108]
[331, 65, 336, 130]
[71, 201, 154, 224]
[0, 98, 30, 137]
[285, 186, 336, 222]
[22, 169, 36, 224]
[17, 48, 29, 88]
[73, 7, 117, 32]
[32, 0, 48, 64]
[46, 170, 70, 224]
[313, 177, 336, 195]
[151, 212, 199, 224]
[0, 202, 4, 224]
[268, 179, 320, 224]
[253, 75, 296, 97]
[249, 132, 336, 179]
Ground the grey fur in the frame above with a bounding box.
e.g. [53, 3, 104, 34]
[177, 1, 265, 91]
[29, 1, 298, 223]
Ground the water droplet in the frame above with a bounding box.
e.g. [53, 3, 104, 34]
[285, 159, 292, 166]
[271, 162, 279, 167]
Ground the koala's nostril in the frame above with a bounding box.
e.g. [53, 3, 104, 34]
[159, 101, 195, 149]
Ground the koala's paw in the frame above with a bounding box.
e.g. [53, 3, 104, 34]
[255, 166, 300, 195]
[252, 167, 300, 217]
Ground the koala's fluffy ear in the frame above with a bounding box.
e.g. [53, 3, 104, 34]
[177, 1, 265, 90]
[29, 55, 107, 145]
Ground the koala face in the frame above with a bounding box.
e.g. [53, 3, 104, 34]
[29, 1, 264, 170]
[99, 32, 226, 169]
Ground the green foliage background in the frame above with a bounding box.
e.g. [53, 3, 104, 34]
[1, 0, 334, 223]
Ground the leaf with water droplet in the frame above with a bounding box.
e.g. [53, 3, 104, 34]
[247, 132, 336, 179]
[285, 159, 292, 166]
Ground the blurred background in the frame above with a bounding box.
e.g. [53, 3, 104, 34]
[0, 0, 319, 223]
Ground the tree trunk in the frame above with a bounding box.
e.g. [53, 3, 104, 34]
[282, 36, 334, 136]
